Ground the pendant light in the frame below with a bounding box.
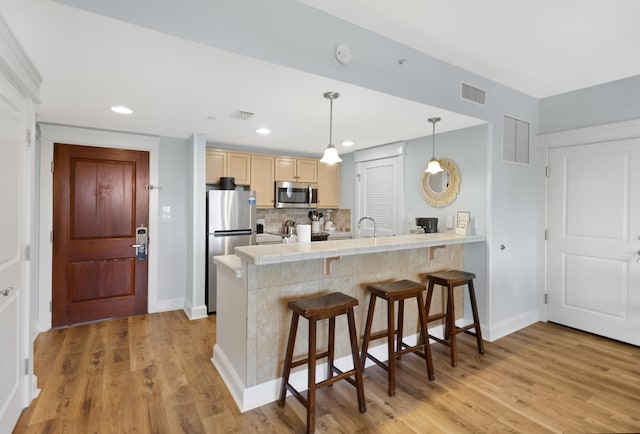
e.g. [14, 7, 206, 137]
[320, 91, 343, 164]
[425, 117, 443, 174]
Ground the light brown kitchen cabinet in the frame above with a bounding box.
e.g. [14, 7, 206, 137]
[226, 152, 251, 185]
[206, 149, 251, 185]
[250, 154, 275, 208]
[317, 162, 341, 208]
[275, 157, 318, 183]
[206, 149, 226, 184]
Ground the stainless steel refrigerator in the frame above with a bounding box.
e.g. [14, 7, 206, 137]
[206, 190, 256, 313]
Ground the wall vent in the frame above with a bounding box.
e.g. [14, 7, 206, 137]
[461, 82, 486, 105]
[230, 110, 255, 120]
[502, 115, 530, 165]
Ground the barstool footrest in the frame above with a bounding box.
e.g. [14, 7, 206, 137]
[363, 352, 389, 372]
[289, 350, 331, 369]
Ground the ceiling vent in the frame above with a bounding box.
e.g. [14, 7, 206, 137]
[461, 82, 486, 105]
[230, 110, 255, 120]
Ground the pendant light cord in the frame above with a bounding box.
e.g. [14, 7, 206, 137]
[329, 96, 333, 145]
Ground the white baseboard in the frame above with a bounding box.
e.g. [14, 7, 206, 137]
[182, 299, 208, 320]
[486, 310, 539, 342]
[213, 332, 432, 413]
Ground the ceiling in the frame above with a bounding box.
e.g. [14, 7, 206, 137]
[300, 0, 640, 99]
[2, 0, 638, 156]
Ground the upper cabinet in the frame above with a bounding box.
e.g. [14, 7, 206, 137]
[250, 154, 275, 208]
[275, 157, 318, 183]
[206, 149, 340, 209]
[205, 149, 251, 185]
[206, 149, 226, 184]
[226, 152, 251, 185]
[317, 162, 341, 208]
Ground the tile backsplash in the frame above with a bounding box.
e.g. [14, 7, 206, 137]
[257, 208, 351, 233]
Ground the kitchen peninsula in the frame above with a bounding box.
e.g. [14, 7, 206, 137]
[212, 233, 485, 412]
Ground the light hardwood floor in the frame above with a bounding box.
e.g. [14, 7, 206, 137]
[13, 310, 640, 433]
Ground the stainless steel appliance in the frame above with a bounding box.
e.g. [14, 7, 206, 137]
[274, 181, 318, 209]
[206, 190, 256, 313]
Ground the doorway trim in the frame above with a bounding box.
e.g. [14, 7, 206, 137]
[537, 117, 640, 324]
[38, 124, 160, 332]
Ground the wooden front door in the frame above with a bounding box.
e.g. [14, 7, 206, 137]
[52, 144, 149, 327]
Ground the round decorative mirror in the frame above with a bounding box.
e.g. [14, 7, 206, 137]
[421, 158, 460, 207]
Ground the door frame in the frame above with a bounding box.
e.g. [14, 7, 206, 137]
[353, 142, 406, 237]
[537, 117, 640, 323]
[38, 124, 160, 332]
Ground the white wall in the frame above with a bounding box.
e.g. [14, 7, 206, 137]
[156, 137, 190, 308]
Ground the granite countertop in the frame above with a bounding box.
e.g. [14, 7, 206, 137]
[236, 233, 485, 265]
[256, 231, 352, 243]
[213, 254, 243, 278]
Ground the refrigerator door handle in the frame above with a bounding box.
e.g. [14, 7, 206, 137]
[213, 229, 253, 237]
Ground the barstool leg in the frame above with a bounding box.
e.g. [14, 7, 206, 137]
[416, 291, 435, 380]
[360, 294, 377, 371]
[347, 307, 366, 413]
[279, 313, 299, 406]
[396, 299, 404, 359]
[387, 298, 396, 396]
[328, 316, 336, 381]
[468, 280, 485, 354]
[307, 319, 317, 434]
[447, 285, 457, 367]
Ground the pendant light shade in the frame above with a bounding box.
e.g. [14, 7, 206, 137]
[320, 91, 342, 164]
[425, 117, 443, 174]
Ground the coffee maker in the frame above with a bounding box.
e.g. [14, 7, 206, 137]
[416, 217, 438, 233]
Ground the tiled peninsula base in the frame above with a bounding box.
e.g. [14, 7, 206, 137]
[213, 235, 484, 412]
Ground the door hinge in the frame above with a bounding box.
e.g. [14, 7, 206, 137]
[356, 173, 361, 181]
[545, 166, 549, 177]
[49, 300, 52, 313]
[50, 160, 54, 173]
[544, 229, 549, 241]
[25, 244, 30, 261]
[50, 231, 53, 243]
[25, 129, 32, 146]
[544, 293, 548, 304]
[24, 358, 29, 375]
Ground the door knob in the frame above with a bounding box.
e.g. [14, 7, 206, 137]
[1, 287, 13, 296]
[131, 244, 142, 248]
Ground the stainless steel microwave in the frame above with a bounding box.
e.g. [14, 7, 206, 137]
[274, 181, 318, 208]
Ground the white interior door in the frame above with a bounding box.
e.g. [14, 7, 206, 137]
[356, 156, 404, 237]
[547, 139, 640, 345]
[0, 70, 27, 432]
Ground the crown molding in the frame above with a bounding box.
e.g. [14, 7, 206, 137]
[0, 14, 42, 102]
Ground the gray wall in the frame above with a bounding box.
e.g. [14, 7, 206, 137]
[157, 137, 189, 302]
[62, 0, 541, 335]
[539, 74, 640, 133]
[404, 124, 488, 235]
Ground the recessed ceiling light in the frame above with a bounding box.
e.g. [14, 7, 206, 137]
[341, 140, 355, 147]
[256, 128, 271, 135]
[111, 106, 133, 114]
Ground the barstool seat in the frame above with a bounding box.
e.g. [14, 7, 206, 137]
[360, 279, 435, 397]
[425, 270, 484, 367]
[278, 292, 366, 434]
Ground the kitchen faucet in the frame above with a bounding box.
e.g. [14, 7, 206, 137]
[358, 216, 377, 238]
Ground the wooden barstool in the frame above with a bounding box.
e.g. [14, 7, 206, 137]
[360, 279, 435, 397]
[425, 270, 484, 367]
[278, 292, 366, 434]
